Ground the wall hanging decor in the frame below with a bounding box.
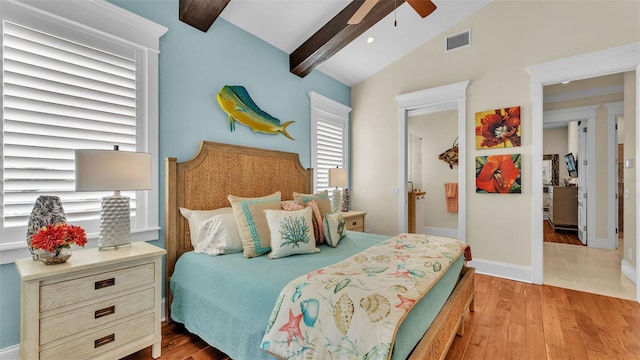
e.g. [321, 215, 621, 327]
[475, 106, 521, 149]
[216, 85, 295, 140]
[438, 136, 459, 169]
[26, 195, 67, 260]
[476, 154, 522, 194]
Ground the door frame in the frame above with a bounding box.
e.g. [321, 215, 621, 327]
[606, 102, 624, 248]
[396, 81, 469, 241]
[528, 42, 640, 302]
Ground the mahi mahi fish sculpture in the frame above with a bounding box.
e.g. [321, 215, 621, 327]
[216, 85, 295, 140]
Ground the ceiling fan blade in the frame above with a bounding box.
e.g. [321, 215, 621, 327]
[406, 0, 437, 18]
[347, 0, 380, 25]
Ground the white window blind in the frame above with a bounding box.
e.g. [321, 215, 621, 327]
[3, 20, 137, 238]
[309, 92, 351, 193]
[0, 0, 166, 263]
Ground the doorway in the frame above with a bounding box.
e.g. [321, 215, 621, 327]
[541, 75, 633, 299]
[407, 111, 459, 237]
[528, 42, 640, 302]
[396, 81, 469, 241]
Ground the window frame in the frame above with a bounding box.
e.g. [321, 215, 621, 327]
[0, 0, 167, 264]
[309, 91, 352, 194]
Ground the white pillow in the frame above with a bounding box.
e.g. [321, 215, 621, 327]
[265, 207, 319, 259]
[323, 211, 346, 247]
[195, 212, 243, 255]
[179, 207, 232, 248]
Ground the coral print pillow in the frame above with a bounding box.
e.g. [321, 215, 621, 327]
[265, 207, 319, 259]
[323, 211, 346, 247]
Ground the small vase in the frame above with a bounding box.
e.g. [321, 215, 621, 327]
[27, 196, 66, 260]
[39, 247, 72, 265]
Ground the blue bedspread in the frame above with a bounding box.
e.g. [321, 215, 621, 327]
[170, 231, 463, 360]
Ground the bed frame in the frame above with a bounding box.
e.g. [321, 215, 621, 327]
[165, 141, 474, 360]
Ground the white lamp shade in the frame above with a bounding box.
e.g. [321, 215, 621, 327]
[75, 149, 152, 191]
[328, 168, 347, 188]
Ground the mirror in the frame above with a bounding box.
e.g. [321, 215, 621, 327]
[542, 154, 559, 186]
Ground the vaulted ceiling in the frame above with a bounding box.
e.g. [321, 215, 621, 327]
[178, 0, 491, 86]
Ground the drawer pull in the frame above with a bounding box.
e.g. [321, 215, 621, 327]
[94, 334, 115, 348]
[95, 278, 115, 290]
[352, 221, 357, 225]
[95, 305, 115, 319]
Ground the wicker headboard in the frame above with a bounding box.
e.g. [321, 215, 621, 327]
[164, 141, 312, 315]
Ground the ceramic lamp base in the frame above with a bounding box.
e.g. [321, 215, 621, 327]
[331, 188, 342, 212]
[99, 192, 131, 250]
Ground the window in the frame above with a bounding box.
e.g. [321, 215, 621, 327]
[0, 0, 166, 264]
[309, 92, 351, 193]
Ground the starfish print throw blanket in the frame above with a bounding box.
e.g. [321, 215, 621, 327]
[261, 233, 468, 359]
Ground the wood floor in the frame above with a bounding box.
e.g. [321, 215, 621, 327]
[123, 274, 640, 360]
[543, 220, 583, 246]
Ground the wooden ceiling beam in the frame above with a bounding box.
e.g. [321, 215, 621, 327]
[290, 0, 405, 78]
[179, 0, 230, 32]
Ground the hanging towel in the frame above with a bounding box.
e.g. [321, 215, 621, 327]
[445, 182, 458, 213]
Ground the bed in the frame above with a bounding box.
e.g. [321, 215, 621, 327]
[165, 141, 475, 360]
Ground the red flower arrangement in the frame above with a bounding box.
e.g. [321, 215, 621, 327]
[31, 223, 87, 253]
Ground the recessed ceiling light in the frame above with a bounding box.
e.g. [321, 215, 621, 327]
[367, 36, 375, 44]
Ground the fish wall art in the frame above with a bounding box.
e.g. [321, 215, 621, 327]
[216, 85, 295, 140]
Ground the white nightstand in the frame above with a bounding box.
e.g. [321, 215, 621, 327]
[15, 242, 166, 360]
[342, 210, 366, 232]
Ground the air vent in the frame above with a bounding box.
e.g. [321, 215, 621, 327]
[445, 29, 471, 52]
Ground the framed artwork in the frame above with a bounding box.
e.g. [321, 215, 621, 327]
[475, 106, 521, 149]
[542, 154, 559, 186]
[476, 154, 521, 194]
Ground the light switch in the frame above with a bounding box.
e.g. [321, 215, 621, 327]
[625, 158, 634, 168]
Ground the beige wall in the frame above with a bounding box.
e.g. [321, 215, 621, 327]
[408, 111, 458, 231]
[624, 72, 637, 269]
[351, 0, 639, 268]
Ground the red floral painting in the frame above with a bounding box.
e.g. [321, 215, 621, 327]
[476, 154, 522, 194]
[475, 106, 521, 149]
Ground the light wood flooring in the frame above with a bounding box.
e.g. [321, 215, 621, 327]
[543, 222, 636, 301]
[122, 274, 640, 360]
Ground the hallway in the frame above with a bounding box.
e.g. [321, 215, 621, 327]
[544, 222, 635, 300]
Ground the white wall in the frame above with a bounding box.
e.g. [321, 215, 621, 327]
[351, 0, 639, 272]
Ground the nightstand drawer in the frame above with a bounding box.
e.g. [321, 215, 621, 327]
[40, 312, 154, 360]
[40, 287, 155, 346]
[40, 263, 155, 312]
[346, 217, 364, 231]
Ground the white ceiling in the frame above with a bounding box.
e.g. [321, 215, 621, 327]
[220, 0, 491, 86]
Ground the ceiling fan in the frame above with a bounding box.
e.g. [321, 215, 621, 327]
[348, 0, 437, 25]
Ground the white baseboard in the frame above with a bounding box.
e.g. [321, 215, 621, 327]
[622, 259, 637, 284]
[467, 258, 533, 283]
[0, 298, 168, 360]
[0, 344, 18, 360]
[423, 226, 458, 239]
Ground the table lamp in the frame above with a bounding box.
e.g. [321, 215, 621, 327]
[328, 167, 347, 212]
[75, 146, 152, 250]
